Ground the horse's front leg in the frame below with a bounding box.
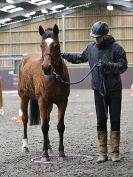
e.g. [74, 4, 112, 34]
[20, 96, 29, 152]
[38, 98, 52, 161]
[47, 135, 53, 153]
[57, 99, 68, 160]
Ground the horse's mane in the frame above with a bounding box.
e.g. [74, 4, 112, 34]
[46, 28, 53, 31]
[43, 27, 55, 38]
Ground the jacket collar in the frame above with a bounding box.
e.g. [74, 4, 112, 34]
[95, 35, 115, 49]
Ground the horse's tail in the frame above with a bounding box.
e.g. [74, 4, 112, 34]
[29, 99, 40, 125]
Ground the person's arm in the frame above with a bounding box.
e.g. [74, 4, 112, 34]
[103, 45, 128, 74]
[62, 49, 88, 64]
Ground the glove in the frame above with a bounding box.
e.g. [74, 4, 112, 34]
[98, 60, 121, 74]
[102, 61, 118, 74]
[96, 60, 112, 71]
[61, 53, 69, 61]
[61, 53, 67, 59]
[96, 60, 109, 68]
[103, 62, 115, 70]
[102, 61, 110, 68]
[60, 53, 64, 58]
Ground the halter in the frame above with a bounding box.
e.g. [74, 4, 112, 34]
[41, 53, 62, 75]
[42, 53, 53, 59]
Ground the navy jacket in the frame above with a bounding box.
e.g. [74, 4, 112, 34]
[63, 35, 128, 91]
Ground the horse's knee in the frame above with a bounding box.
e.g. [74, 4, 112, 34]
[57, 121, 65, 133]
[22, 116, 28, 124]
[42, 123, 49, 134]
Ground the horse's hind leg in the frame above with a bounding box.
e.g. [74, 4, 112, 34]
[57, 99, 68, 160]
[20, 96, 29, 152]
[29, 99, 40, 125]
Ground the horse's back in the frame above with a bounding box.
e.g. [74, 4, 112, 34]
[20, 53, 41, 66]
[19, 53, 42, 77]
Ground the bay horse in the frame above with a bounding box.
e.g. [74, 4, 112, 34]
[18, 24, 70, 161]
[0, 79, 4, 116]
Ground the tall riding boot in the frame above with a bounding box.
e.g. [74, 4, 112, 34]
[97, 131, 108, 163]
[110, 131, 120, 162]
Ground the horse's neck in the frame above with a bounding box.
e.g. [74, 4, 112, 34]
[55, 58, 63, 76]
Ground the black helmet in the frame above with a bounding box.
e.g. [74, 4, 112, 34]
[90, 21, 109, 37]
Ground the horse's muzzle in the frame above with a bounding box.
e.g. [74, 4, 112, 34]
[42, 65, 52, 75]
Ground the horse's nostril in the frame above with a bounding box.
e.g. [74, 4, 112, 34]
[48, 65, 52, 70]
[42, 65, 44, 70]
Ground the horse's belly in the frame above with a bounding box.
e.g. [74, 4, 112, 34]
[19, 79, 36, 99]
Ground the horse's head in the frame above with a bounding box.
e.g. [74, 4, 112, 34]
[39, 24, 61, 75]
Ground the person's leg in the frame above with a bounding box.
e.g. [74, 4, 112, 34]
[94, 90, 108, 163]
[94, 91, 108, 131]
[109, 90, 121, 162]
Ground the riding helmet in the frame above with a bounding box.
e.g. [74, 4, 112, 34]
[90, 21, 109, 37]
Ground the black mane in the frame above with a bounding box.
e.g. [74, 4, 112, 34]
[44, 28, 54, 38]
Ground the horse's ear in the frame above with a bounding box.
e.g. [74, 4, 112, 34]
[53, 24, 59, 36]
[39, 25, 45, 36]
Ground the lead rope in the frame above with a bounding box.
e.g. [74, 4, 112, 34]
[53, 61, 107, 118]
[98, 65, 108, 118]
[53, 63, 98, 85]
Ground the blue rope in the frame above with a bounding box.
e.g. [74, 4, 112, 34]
[98, 65, 108, 118]
[54, 61, 108, 117]
[98, 67, 106, 97]
[54, 63, 97, 85]
[54, 61, 107, 98]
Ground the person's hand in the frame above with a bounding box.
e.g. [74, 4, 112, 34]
[60, 53, 63, 57]
[97, 60, 115, 71]
[61, 53, 71, 62]
[61, 53, 67, 59]
[97, 60, 108, 67]
[102, 61, 117, 74]
[102, 61, 110, 68]
[98, 60, 121, 74]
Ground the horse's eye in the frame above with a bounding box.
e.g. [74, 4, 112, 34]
[40, 45, 42, 48]
[53, 43, 60, 47]
[52, 43, 57, 47]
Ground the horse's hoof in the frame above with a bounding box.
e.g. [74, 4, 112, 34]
[42, 150, 49, 161]
[58, 151, 66, 161]
[41, 157, 50, 162]
[59, 151, 65, 157]
[48, 147, 53, 153]
[0, 108, 4, 116]
[58, 156, 63, 162]
[22, 147, 29, 153]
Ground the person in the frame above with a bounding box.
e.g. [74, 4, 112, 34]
[62, 21, 128, 163]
